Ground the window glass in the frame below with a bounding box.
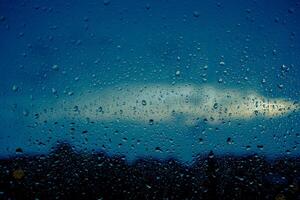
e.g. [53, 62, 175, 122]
[0, 0, 299, 199]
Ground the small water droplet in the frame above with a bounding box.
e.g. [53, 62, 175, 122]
[15, 147, 23, 154]
[257, 145, 264, 150]
[155, 147, 162, 152]
[23, 109, 29, 116]
[193, 11, 200, 18]
[12, 85, 19, 92]
[277, 84, 284, 89]
[142, 100, 147, 106]
[145, 3, 151, 10]
[103, 0, 111, 6]
[52, 64, 59, 71]
[51, 88, 57, 94]
[226, 137, 233, 144]
[149, 119, 154, 125]
[0, 16, 5, 22]
[213, 103, 218, 109]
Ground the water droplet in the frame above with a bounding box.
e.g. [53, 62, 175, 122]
[146, 184, 152, 189]
[0, 16, 5, 22]
[288, 8, 295, 14]
[213, 103, 218, 109]
[145, 3, 151, 10]
[175, 70, 181, 76]
[103, 0, 111, 6]
[12, 169, 25, 180]
[51, 88, 57, 94]
[155, 147, 162, 152]
[199, 138, 203, 144]
[193, 11, 200, 18]
[23, 109, 29, 116]
[149, 119, 154, 125]
[281, 64, 289, 72]
[142, 100, 147, 106]
[52, 64, 59, 71]
[12, 85, 19, 92]
[83, 17, 89, 22]
[34, 113, 40, 119]
[219, 61, 225, 66]
[226, 137, 233, 144]
[257, 145, 264, 150]
[15, 147, 23, 154]
[97, 106, 103, 112]
[73, 106, 79, 112]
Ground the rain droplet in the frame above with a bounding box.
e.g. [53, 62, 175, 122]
[52, 64, 59, 71]
[146, 184, 152, 189]
[23, 109, 29, 116]
[226, 137, 233, 144]
[12, 169, 25, 180]
[199, 138, 203, 144]
[12, 85, 19, 92]
[15, 147, 23, 154]
[149, 119, 154, 125]
[73, 106, 79, 112]
[155, 147, 162, 152]
[288, 8, 295, 14]
[219, 61, 225, 66]
[103, 0, 111, 6]
[213, 103, 218, 109]
[51, 88, 57, 94]
[193, 11, 200, 18]
[97, 106, 103, 112]
[0, 16, 5, 22]
[281, 64, 289, 72]
[145, 3, 151, 10]
[257, 145, 264, 150]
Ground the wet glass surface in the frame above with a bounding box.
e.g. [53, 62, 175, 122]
[0, 0, 299, 199]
